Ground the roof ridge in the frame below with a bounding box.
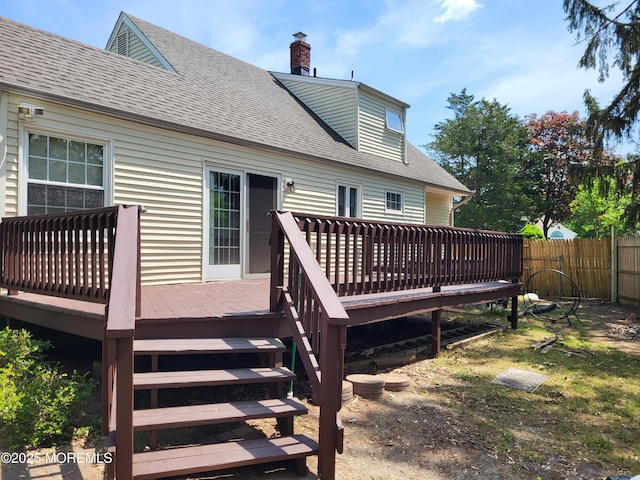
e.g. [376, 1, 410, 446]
[0, 14, 469, 193]
[122, 12, 264, 75]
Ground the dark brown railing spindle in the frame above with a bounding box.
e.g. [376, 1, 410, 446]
[0, 206, 136, 304]
[289, 212, 523, 296]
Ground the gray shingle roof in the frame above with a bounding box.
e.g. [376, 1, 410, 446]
[0, 14, 470, 194]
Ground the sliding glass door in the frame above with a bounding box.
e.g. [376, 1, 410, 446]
[205, 169, 278, 280]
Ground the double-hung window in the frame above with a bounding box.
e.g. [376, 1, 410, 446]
[337, 184, 359, 218]
[27, 133, 105, 215]
[385, 191, 403, 213]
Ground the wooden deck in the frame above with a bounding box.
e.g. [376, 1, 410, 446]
[0, 279, 274, 340]
[0, 208, 524, 480]
[139, 279, 271, 319]
[0, 278, 519, 341]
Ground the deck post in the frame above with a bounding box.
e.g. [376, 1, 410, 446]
[431, 309, 442, 357]
[101, 321, 115, 435]
[431, 286, 442, 357]
[510, 278, 519, 329]
[318, 320, 345, 480]
[270, 212, 285, 312]
[114, 337, 134, 479]
[136, 206, 142, 318]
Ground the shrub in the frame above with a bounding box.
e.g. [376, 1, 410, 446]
[0, 327, 96, 448]
[521, 224, 545, 240]
[0, 326, 49, 369]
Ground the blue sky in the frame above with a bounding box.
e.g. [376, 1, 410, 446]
[1, 0, 630, 154]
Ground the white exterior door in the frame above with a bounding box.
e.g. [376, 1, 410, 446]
[205, 168, 243, 280]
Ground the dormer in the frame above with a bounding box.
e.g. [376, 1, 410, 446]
[105, 12, 174, 72]
[271, 34, 408, 164]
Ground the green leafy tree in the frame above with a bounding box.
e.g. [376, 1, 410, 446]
[566, 175, 636, 237]
[524, 111, 617, 237]
[426, 89, 536, 232]
[563, 0, 640, 230]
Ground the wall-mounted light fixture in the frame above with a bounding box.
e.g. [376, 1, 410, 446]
[285, 178, 296, 193]
[18, 102, 45, 122]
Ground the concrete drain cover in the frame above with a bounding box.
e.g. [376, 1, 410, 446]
[492, 367, 549, 393]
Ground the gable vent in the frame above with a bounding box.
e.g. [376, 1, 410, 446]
[117, 31, 129, 56]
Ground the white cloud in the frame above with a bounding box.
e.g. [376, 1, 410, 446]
[434, 0, 481, 23]
[333, 0, 482, 61]
[429, 26, 625, 120]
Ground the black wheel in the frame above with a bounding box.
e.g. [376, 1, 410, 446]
[522, 269, 581, 325]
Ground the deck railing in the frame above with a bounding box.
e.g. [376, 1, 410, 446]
[270, 211, 349, 480]
[270, 211, 523, 479]
[290, 212, 523, 295]
[0, 206, 134, 304]
[0, 205, 141, 479]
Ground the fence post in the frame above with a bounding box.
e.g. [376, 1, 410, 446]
[557, 256, 564, 297]
[611, 226, 618, 303]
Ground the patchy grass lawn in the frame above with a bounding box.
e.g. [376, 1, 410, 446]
[423, 300, 640, 477]
[2, 300, 638, 480]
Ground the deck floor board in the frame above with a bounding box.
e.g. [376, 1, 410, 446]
[1, 278, 520, 328]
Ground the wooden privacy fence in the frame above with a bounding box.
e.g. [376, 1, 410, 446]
[522, 238, 611, 299]
[617, 237, 640, 306]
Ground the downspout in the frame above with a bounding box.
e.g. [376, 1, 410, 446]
[449, 193, 473, 226]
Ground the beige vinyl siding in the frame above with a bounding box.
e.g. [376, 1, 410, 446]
[0, 91, 5, 217]
[277, 78, 358, 147]
[4, 95, 23, 216]
[280, 159, 424, 224]
[4, 94, 428, 285]
[6, 95, 203, 285]
[425, 191, 452, 226]
[357, 89, 405, 163]
[113, 134, 203, 284]
[107, 24, 163, 68]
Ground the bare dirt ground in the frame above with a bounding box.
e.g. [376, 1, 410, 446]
[211, 299, 640, 480]
[1, 300, 638, 480]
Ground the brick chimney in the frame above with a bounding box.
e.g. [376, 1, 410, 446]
[290, 32, 310, 76]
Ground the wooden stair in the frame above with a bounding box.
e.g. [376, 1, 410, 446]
[133, 398, 309, 431]
[133, 366, 296, 389]
[132, 435, 318, 480]
[129, 336, 318, 479]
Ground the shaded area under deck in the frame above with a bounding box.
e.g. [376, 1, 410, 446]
[0, 278, 519, 353]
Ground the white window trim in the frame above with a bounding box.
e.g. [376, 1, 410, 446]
[384, 108, 404, 134]
[19, 125, 113, 216]
[385, 190, 404, 215]
[336, 182, 361, 218]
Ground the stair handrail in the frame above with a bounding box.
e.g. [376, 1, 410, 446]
[270, 210, 349, 480]
[104, 205, 140, 479]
